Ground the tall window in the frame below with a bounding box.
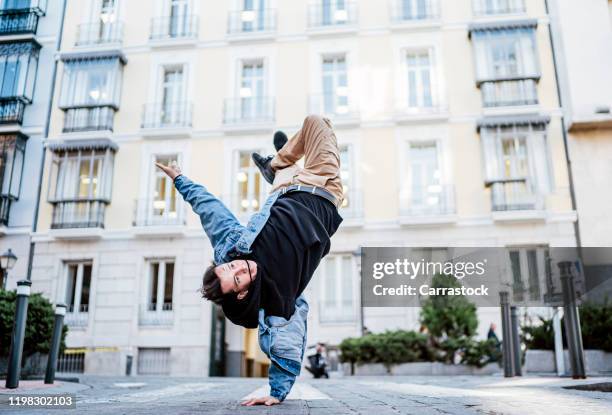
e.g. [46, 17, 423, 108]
[320, 255, 355, 323]
[147, 260, 174, 312]
[508, 247, 546, 302]
[234, 151, 263, 216]
[322, 55, 348, 115]
[473, 0, 525, 16]
[322, 0, 348, 25]
[401, 0, 431, 20]
[406, 50, 434, 109]
[240, 60, 265, 120]
[405, 142, 444, 213]
[98, 0, 118, 41]
[481, 123, 550, 211]
[241, 0, 267, 31]
[60, 58, 123, 107]
[472, 27, 539, 106]
[0, 134, 26, 224]
[0, 41, 38, 101]
[161, 66, 184, 124]
[339, 145, 359, 217]
[169, 0, 188, 36]
[65, 262, 92, 315]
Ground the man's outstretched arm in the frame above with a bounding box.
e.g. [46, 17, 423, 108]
[156, 162, 242, 251]
[241, 361, 296, 406]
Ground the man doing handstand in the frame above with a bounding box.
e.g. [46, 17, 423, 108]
[156, 115, 343, 406]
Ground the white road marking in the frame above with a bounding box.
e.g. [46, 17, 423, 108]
[242, 383, 331, 401]
[112, 382, 147, 389]
[79, 382, 220, 404]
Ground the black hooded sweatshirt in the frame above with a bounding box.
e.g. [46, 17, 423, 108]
[222, 192, 343, 328]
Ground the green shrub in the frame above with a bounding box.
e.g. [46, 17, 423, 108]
[522, 316, 555, 350]
[339, 330, 430, 366]
[0, 290, 68, 358]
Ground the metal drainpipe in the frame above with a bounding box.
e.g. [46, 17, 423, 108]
[544, 0, 583, 253]
[25, 0, 68, 282]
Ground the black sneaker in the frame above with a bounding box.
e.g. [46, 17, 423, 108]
[273, 131, 288, 151]
[252, 153, 275, 184]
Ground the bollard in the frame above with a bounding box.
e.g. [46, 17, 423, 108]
[45, 304, 66, 384]
[499, 291, 515, 377]
[558, 261, 586, 379]
[510, 306, 522, 376]
[6, 280, 32, 389]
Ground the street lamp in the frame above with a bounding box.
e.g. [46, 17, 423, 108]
[0, 248, 17, 290]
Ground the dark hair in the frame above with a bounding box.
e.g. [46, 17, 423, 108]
[200, 262, 224, 304]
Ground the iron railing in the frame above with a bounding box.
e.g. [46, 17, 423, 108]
[62, 105, 115, 132]
[56, 351, 85, 373]
[141, 101, 193, 129]
[308, 1, 358, 28]
[139, 303, 174, 326]
[75, 21, 123, 46]
[390, 0, 440, 23]
[150, 15, 198, 40]
[490, 179, 543, 211]
[400, 184, 456, 217]
[481, 78, 538, 107]
[0, 8, 39, 35]
[228, 9, 277, 34]
[473, 0, 525, 16]
[133, 198, 185, 227]
[223, 97, 275, 125]
[51, 200, 107, 229]
[0, 98, 27, 124]
[65, 304, 89, 327]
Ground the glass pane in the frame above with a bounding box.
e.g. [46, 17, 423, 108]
[65, 265, 78, 308]
[78, 156, 91, 198]
[324, 258, 335, 308]
[164, 262, 174, 306]
[150, 263, 159, 308]
[80, 264, 92, 307]
[527, 250, 540, 300]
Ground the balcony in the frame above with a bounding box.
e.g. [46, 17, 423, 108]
[399, 184, 457, 225]
[0, 8, 41, 35]
[223, 97, 275, 131]
[307, 1, 358, 32]
[75, 22, 123, 46]
[473, 0, 525, 16]
[308, 93, 359, 126]
[489, 179, 543, 212]
[62, 105, 115, 133]
[390, 0, 440, 25]
[132, 198, 186, 237]
[141, 101, 192, 132]
[0, 132, 26, 227]
[227, 9, 276, 39]
[50, 200, 107, 229]
[0, 98, 26, 124]
[150, 15, 198, 42]
[65, 304, 89, 328]
[139, 303, 173, 326]
[480, 78, 538, 108]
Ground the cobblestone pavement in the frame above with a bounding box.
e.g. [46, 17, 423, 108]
[1, 375, 611, 414]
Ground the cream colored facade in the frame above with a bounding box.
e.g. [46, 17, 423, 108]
[30, 0, 577, 376]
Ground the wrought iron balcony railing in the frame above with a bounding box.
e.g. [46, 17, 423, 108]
[481, 78, 538, 107]
[139, 303, 174, 326]
[0, 8, 40, 35]
[400, 184, 456, 217]
[65, 304, 89, 327]
[62, 105, 115, 133]
[141, 101, 193, 129]
[227, 9, 277, 34]
[307, 1, 358, 28]
[489, 179, 543, 212]
[0, 98, 27, 124]
[473, 0, 525, 16]
[133, 198, 185, 227]
[223, 96, 275, 125]
[390, 0, 440, 23]
[150, 15, 198, 40]
[51, 200, 107, 229]
[75, 21, 123, 46]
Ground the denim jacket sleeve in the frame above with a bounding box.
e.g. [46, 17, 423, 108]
[174, 175, 243, 253]
[269, 358, 300, 401]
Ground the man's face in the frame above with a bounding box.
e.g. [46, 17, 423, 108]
[215, 259, 258, 300]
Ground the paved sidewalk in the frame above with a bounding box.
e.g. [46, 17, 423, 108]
[0, 375, 610, 414]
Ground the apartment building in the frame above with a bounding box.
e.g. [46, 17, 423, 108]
[0, 0, 65, 290]
[29, 0, 578, 377]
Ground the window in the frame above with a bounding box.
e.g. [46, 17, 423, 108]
[48, 144, 115, 228]
[142, 65, 191, 129]
[0, 40, 39, 123]
[473, 0, 525, 16]
[406, 50, 434, 109]
[508, 247, 547, 302]
[481, 122, 550, 211]
[321, 55, 349, 116]
[396, 0, 437, 21]
[472, 27, 539, 107]
[150, 0, 197, 40]
[339, 145, 360, 218]
[138, 348, 170, 375]
[140, 260, 174, 326]
[161, 66, 184, 124]
[240, 60, 265, 119]
[308, 0, 356, 28]
[239, 0, 270, 32]
[233, 150, 264, 216]
[64, 262, 92, 327]
[0, 133, 26, 225]
[319, 255, 355, 323]
[76, 0, 121, 45]
[136, 154, 181, 226]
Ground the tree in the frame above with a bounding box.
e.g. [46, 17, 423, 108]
[0, 290, 68, 359]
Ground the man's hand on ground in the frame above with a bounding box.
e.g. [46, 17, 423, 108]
[155, 161, 182, 181]
[240, 396, 281, 406]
